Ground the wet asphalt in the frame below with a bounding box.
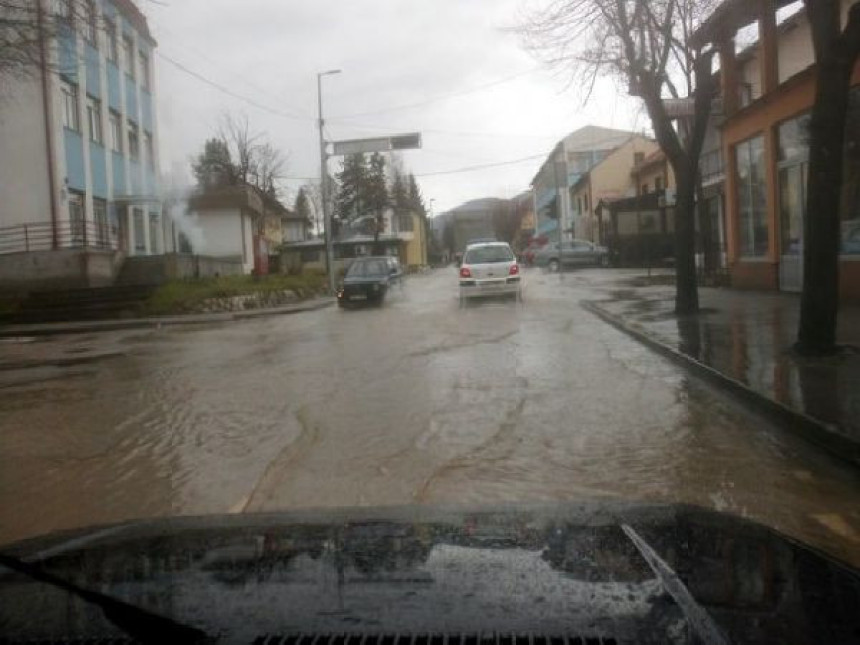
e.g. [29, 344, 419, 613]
[1, 268, 859, 564]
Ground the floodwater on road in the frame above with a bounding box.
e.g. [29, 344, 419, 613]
[1, 268, 859, 566]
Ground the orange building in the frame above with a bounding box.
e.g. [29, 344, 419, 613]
[694, 0, 860, 300]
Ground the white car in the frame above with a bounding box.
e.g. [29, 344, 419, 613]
[458, 242, 522, 305]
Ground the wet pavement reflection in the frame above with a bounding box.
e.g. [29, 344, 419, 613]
[599, 283, 860, 445]
[1, 268, 859, 567]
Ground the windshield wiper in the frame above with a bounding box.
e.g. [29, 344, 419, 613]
[0, 553, 213, 644]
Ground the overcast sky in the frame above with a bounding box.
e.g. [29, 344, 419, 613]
[144, 0, 646, 214]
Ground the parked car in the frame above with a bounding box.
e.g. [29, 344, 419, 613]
[458, 242, 521, 305]
[533, 239, 610, 272]
[522, 236, 549, 266]
[465, 237, 498, 248]
[337, 256, 402, 307]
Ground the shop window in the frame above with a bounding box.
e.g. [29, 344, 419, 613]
[735, 135, 768, 257]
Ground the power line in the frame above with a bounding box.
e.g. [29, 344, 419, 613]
[156, 52, 315, 122]
[151, 20, 313, 119]
[415, 153, 547, 177]
[330, 67, 541, 119]
[327, 118, 558, 141]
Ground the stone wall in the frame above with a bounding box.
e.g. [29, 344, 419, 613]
[196, 289, 300, 313]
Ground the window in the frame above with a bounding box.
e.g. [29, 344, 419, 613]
[641, 183, 649, 195]
[93, 199, 108, 247]
[61, 81, 79, 131]
[149, 213, 160, 254]
[122, 35, 134, 77]
[300, 249, 320, 262]
[105, 19, 118, 63]
[109, 110, 122, 152]
[634, 151, 645, 165]
[84, 0, 97, 45]
[68, 192, 85, 245]
[655, 176, 664, 191]
[701, 148, 724, 182]
[735, 135, 768, 257]
[139, 52, 150, 90]
[777, 115, 810, 257]
[53, 0, 71, 19]
[463, 245, 514, 264]
[842, 87, 860, 255]
[143, 131, 154, 167]
[86, 96, 102, 144]
[127, 120, 139, 160]
[133, 208, 145, 252]
[778, 113, 810, 162]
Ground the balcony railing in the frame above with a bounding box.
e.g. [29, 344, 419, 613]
[0, 220, 119, 255]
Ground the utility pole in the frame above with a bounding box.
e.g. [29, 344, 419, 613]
[317, 69, 341, 294]
[553, 151, 564, 282]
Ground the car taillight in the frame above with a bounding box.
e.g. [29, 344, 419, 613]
[460, 266, 472, 278]
[509, 264, 519, 275]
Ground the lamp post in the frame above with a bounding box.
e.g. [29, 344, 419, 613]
[317, 69, 341, 294]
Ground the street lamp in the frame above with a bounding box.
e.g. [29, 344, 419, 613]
[317, 69, 341, 294]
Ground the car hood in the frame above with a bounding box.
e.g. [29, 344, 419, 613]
[2, 502, 858, 644]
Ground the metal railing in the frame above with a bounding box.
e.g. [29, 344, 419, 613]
[0, 220, 119, 255]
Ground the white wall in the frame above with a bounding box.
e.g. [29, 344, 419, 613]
[778, 18, 813, 84]
[0, 77, 53, 229]
[242, 212, 254, 273]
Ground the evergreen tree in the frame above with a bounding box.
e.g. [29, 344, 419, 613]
[294, 187, 311, 226]
[408, 173, 431, 261]
[407, 173, 427, 218]
[334, 153, 368, 227]
[390, 171, 411, 231]
[192, 138, 236, 189]
[365, 153, 389, 251]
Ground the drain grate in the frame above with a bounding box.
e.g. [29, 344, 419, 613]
[254, 634, 618, 645]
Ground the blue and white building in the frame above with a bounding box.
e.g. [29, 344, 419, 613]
[0, 0, 170, 287]
[530, 126, 639, 241]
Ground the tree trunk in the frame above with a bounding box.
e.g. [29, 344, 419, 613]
[796, 3, 860, 354]
[674, 166, 700, 314]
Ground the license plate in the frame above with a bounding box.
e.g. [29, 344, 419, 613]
[350, 294, 367, 300]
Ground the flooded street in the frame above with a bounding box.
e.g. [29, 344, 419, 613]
[2, 268, 859, 565]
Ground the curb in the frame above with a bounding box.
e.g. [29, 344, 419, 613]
[581, 300, 860, 469]
[0, 299, 335, 338]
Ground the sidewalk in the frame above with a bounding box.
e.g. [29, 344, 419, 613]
[0, 297, 335, 337]
[585, 281, 860, 464]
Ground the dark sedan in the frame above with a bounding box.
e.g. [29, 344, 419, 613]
[337, 256, 402, 307]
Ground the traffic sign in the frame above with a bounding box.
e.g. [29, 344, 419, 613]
[332, 132, 422, 156]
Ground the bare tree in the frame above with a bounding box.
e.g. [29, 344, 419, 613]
[217, 113, 259, 187]
[519, 0, 718, 314]
[194, 112, 290, 198]
[253, 141, 287, 198]
[796, 0, 860, 354]
[1, 0, 92, 88]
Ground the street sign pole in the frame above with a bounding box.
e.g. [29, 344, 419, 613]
[317, 70, 341, 295]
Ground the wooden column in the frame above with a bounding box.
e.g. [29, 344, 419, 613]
[758, 0, 779, 94]
[718, 38, 739, 116]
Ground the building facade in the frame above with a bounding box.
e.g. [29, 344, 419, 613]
[0, 0, 165, 289]
[695, 0, 860, 300]
[568, 135, 660, 243]
[530, 126, 643, 242]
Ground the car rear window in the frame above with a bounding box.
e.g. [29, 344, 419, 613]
[464, 245, 514, 264]
[347, 259, 389, 277]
